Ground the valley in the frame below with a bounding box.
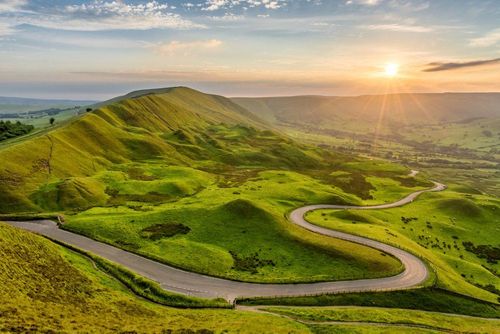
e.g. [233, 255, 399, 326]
[0, 87, 499, 333]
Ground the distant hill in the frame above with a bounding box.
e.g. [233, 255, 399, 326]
[0, 96, 97, 114]
[233, 93, 500, 129]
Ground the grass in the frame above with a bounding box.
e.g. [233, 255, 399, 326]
[305, 189, 500, 302]
[238, 287, 500, 318]
[0, 222, 311, 333]
[263, 306, 500, 333]
[62, 168, 406, 283]
[51, 237, 230, 308]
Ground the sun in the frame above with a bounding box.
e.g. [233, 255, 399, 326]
[384, 63, 399, 77]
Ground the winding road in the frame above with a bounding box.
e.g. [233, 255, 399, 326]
[4, 180, 446, 302]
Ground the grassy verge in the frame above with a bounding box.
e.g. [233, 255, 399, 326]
[0, 212, 61, 221]
[263, 306, 500, 334]
[50, 238, 231, 309]
[237, 288, 500, 318]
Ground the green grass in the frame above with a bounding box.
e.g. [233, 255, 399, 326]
[63, 169, 404, 283]
[51, 238, 230, 308]
[238, 288, 500, 318]
[305, 189, 500, 302]
[0, 222, 311, 333]
[263, 306, 500, 333]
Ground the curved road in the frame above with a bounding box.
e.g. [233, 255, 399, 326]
[4, 181, 445, 302]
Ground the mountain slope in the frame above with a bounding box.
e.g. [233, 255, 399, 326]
[0, 87, 327, 212]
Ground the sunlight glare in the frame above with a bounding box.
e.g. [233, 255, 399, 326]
[384, 63, 399, 77]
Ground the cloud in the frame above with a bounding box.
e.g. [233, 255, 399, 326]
[0, 0, 27, 13]
[423, 58, 500, 72]
[469, 28, 500, 47]
[346, 0, 381, 6]
[19, 1, 203, 31]
[154, 39, 223, 55]
[202, 0, 287, 11]
[361, 24, 432, 33]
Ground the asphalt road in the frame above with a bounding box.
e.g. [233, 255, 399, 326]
[4, 181, 445, 302]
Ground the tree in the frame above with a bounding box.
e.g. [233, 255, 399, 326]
[50, 117, 55, 125]
[86, 108, 93, 112]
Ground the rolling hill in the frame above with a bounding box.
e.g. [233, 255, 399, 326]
[233, 93, 500, 128]
[0, 87, 330, 212]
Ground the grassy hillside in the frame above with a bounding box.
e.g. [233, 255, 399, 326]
[1, 87, 424, 284]
[0, 222, 309, 333]
[306, 189, 500, 302]
[234, 93, 500, 198]
[0, 87, 310, 212]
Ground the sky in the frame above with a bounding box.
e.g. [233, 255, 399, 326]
[0, 0, 499, 100]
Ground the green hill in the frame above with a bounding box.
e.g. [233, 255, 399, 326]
[0, 86, 418, 285]
[0, 87, 326, 212]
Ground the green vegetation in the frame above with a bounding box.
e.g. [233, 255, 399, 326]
[306, 189, 500, 302]
[0, 120, 34, 141]
[63, 175, 403, 283]
[0, 222, 310, 333]
[0, 87, 418, 284]
[263, 306, 500, 333]
[238, 288, 500, 318]
[140, 223, 191, 240]
[52, 238, 230, 308]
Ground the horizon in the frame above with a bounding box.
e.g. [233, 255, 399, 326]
[3, 86, 500, 102]
[1, 0, 500, 100]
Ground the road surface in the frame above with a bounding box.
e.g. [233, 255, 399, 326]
[4, 182, 445, 302]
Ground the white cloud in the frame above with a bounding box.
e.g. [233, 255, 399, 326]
[209, 13, 245, 21]
[201, 0, 286, 11]
[21, 1, 203, 31]
[154, 39, 223, 55]
[469, 28, 500, 47]
[346, 0, 381, 6]
[0, 0, 27, 13]
[362, 24, 432, 33]
[203, 0, 231, 11]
